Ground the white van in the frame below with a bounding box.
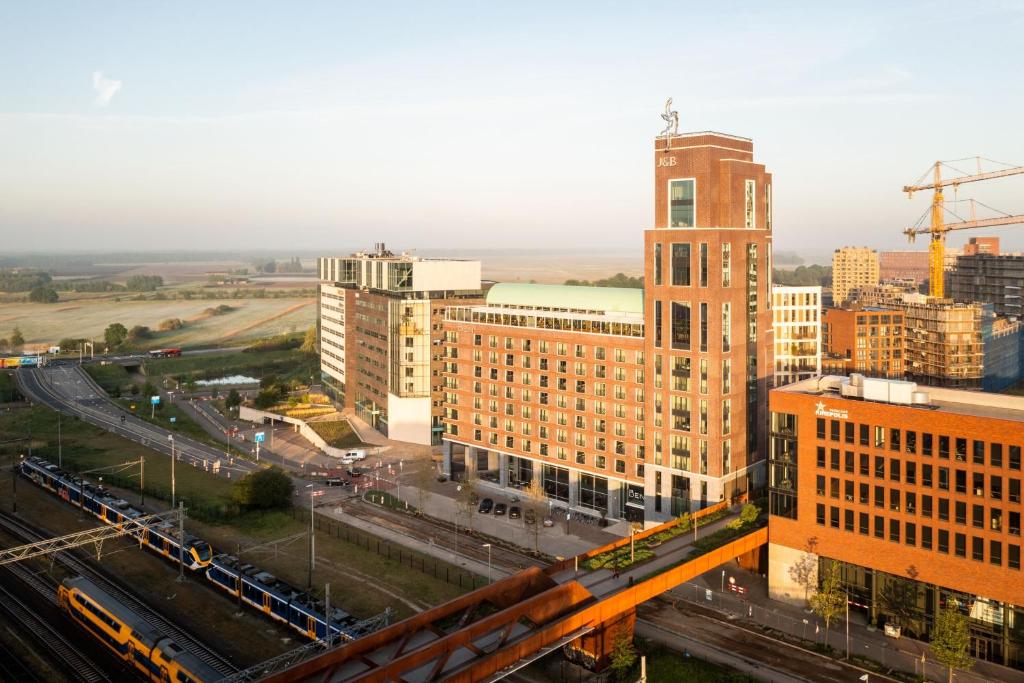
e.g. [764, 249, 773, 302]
[346, 449, 367, 461]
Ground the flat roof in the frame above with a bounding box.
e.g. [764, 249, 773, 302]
[486, 283, 643, 314]
[775, 375, 1024, 423]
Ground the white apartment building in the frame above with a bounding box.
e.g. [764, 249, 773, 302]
[771, 285, 821, 387]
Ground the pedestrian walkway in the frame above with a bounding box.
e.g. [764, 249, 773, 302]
[675, 564, 1024, 683]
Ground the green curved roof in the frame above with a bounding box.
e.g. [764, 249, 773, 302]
[486, 283, 643, 314]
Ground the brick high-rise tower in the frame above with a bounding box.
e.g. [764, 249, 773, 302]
[644, 132, 773, 516]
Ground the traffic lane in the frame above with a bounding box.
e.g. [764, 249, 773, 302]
[21, 368, 258, 478]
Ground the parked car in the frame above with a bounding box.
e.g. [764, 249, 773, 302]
[478, 498, 494, 514]
[340, 456, 356, 465]
[524, 509, 536, 525]
[346, 449, 367, 461]
[324, 477, 348, 487]
[542, 516, 555, 527]
[494, 503, 507, 516]
[509, 506, 521, 520]
[346, 468, 363, 478]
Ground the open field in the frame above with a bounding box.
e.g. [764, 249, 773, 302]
[0, 297, 315, 347]
[143, 346, 319, 383]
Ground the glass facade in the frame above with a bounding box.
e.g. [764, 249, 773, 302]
[579, 474, 609, 513]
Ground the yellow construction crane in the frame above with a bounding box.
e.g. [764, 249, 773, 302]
[903, 158, 1024, 297]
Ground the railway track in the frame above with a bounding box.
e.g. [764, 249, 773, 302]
[0, 570, 110, 682]
[0, 512, 239, 680]
[339, 498, 549, 573]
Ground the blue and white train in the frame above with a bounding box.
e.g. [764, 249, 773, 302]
[20, 456, 360, 642]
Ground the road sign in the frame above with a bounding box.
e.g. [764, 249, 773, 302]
[150, 395, 161, 405]
[254, 432, 266, 443]
[169, 417, 176, 424]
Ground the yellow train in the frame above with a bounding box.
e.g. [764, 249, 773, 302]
[58, 576, 219, 683]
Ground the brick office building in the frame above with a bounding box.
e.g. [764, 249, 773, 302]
[768, 374, 1024, 670]
[879, 250, 930, 285]
[318, 244, 483, 445]
[442, 130, 775, 522]
[821, 306, 904, 378]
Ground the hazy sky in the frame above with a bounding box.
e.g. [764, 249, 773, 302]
[3, 2, 1024, 258]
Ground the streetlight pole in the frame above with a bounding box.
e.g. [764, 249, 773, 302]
[483, 543, 492, 584]
[168, 434, 176, 509]
[57, 411, 62, 468]
[306, 484, 316, 589]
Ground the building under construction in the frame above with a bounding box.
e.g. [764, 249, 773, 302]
[898, 296, 984, 388]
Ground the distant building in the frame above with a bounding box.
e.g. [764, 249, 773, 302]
[849, 281, 919, 308]
[832, 247, 879, 306]
[982, 306, 1024, 393]
[963, 236, 1000, 256]
[949, 253, 1024, 318]
[769, 374, 1024, 671]
[821, 306, 904, 379]
[879, 250, 929, 285]
[772, 286, 821, 387]
[317, 244, 483, 445]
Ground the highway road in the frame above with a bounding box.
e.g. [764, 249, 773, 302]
[17, 365, 259, 482]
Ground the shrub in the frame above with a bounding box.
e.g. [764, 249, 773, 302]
[158, 318, 185, 331]
[28, 286, 58, 303]
[231, 466, 293, 510]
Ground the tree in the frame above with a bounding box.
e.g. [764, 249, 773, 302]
[412, 457, 437, 513]
[608, 628, 637, 681]
[127, 325, 152, 342]
[878, 574, 922, 634]
[456, 472, 478, 532]
[253, 388, 281, 409]
[231, 467, 294, 510]
[930, 604, 973, 683]
[141, 381, 158, 399]
[58, 337, 86, 352]
[300, 325, 318, 354]
[125, 274, 164, 291]
[225, 389, 242, 410]
[0, 338, 7, 353]
[158, 318, 184, 331]
[810, 561, 846, 650]
[739, 502, 761, 525]
[28, 286, 58, 303]
[9, 327, 25, 351]
[523, 476, 547, 553]
[104, 323, 128, 348]
[788, 537, 819, 605]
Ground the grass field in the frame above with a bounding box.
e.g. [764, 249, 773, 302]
[144, 346, 319, 383]
[0, 297, 315, 348]
[0, 372, 15, 402]
[83, 363, 132, 393]
[0, 403, 468, 621]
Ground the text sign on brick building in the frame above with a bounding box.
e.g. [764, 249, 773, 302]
[814, 401, 848, 420]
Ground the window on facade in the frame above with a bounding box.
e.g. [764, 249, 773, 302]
[699, 243, 708, 287]
[653, 243, 663, 286]
[671, 302, 691, 350]
[669, 179, 695, 227]
[699, 302, 708, 352]
[744, 179, 756, 228]
[671, 243, 691, 285]
[721, 243, 731, 287]
[654, 301, 663, 348]
[721, 302, 731, 352]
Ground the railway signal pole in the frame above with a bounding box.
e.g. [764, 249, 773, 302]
[168, 434, 176, 509]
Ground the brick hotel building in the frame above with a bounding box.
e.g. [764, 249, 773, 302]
[769, 374, 1024, 669]
[441, 131, 774, 522]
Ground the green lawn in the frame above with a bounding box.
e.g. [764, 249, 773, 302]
[308, 419, 365, 448]
[0, 372, 15, 402]
[643, 645, 754, 682]
[0, 405, 236, 518]
[82, 363, 132, 394]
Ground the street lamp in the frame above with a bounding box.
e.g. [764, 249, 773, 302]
[306, 484, 317, 588]
[482, 543, 492, 584]
[167, 434, 176, 509]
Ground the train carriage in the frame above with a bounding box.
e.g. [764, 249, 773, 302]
[206, 554, 356, 641]
[58, 576, 218, 683]
[20, 457, 212, 570]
